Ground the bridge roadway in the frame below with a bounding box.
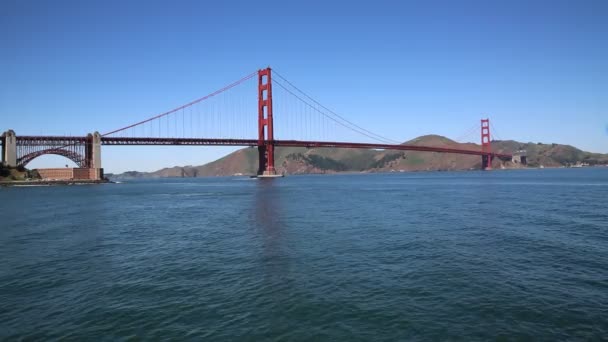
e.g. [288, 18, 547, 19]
[10, 136, 511, 159]
[104, 137, 514, 158]
[9, 135, 512, 159]
[2, 135, 513, 177]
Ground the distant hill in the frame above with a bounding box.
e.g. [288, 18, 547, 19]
[492, 140, 608, 168]
[106, 135, 608, 179]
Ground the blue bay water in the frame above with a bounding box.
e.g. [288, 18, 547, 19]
[1, 168, 607, 340]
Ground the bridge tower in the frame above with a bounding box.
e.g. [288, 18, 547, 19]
[85, 131, 103, 180]
[481, 119, 492, 170]
[1, 130, 17, 167]
[257, 67, 278, 177]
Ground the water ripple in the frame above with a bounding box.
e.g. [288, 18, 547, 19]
[1, 169, 607, 340]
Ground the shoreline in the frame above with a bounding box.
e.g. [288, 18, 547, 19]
[107, 165, 608, 181]
[0, 179, 112, 187]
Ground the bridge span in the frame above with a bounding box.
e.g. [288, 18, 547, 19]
[1, 67, 520, 180]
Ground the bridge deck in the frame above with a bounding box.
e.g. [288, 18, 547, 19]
[11, 136, 512, 158]
[100, 137, 512, 158]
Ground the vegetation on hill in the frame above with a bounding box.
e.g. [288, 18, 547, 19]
[106, 135, 608, 179]
[0, 165, 40, 181]
[493, 140, 608, 167]
[285, 153, 348, 171]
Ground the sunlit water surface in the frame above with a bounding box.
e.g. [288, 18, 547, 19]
[1, 168, 607, 340]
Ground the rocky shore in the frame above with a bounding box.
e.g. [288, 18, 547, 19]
[0, 179, 111, 187]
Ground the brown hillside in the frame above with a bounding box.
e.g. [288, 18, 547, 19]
[107, 135, 608, 179]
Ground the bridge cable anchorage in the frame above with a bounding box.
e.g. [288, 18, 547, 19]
[272, 70, 401, 144]
[272, 78, 398, 144]
[102, 70, 258, 137]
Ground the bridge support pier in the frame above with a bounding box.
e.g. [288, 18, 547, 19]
[258, 145, 277, 177]
[2, 130, 17, 167]
[86, 132, 103, 180]
[257, 67, 279, 177]
[482, 154, 493, 170]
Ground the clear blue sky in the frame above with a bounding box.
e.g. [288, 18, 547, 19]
[1, 0, 607, 173]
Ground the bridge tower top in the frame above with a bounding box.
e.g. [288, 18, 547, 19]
[2, 129, 16, 138]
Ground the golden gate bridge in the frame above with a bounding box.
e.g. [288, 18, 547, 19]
[1, 67, 517, 179]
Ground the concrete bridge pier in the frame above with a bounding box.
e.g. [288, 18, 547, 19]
[481, 154, 493, 170]
[1, 130, 16, 167]
[86, 132, 103, 180]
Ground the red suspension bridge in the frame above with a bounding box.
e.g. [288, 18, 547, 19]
[1, 67, 519, 179]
